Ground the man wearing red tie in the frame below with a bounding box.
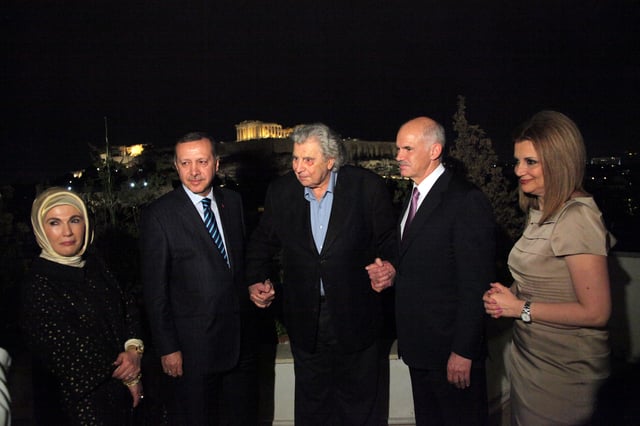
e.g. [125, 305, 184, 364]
[369, 117, 496, 425]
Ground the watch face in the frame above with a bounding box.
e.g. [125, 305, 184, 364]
[522, 312, 531, 322]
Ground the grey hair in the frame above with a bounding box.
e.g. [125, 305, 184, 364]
[424, 121, 446, 148]
[291, 123, 346, 171]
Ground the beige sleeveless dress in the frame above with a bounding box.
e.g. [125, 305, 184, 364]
[507, 197, 613, 425]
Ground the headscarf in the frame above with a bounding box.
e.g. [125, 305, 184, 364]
[31, 187, 93, 268]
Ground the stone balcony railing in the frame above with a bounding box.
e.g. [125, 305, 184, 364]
[260, 251, 640, 425]
[6, 252, 638, 425]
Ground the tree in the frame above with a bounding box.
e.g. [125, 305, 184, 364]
[449, 95, 522, 242]
[0, 185, 33, 351]
[449, 96, 523, 283]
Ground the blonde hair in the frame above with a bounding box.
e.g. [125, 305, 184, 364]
[31, 187, 93, 267]
[514, 111, 587, 224]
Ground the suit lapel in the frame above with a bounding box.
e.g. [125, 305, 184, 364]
[212, 187, 227, 229]
[174, 188, 213, 247]
[320, 171, 349, 255]
[176, 187, 232, 269]
[212, 187, 237, 268]
[321, 200, 341, 256]
[288, 179, 317, 255]
[399, 170, 452, 254]
[303, 200, 318, 255]
[174, 187, 205, 226]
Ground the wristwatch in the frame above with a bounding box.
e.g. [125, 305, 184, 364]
[520, 301, 532, 323]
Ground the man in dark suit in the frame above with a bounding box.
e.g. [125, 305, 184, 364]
[371, 117, 495, 425]
[247, 123, 396, 425]
[140, 132, 257, 425]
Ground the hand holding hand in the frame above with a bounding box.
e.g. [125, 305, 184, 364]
[483, 283, 502, 318]
[249, 279, 275, 308]
[365, 258, 396, 293]
[484, 282, 521, 318]
[111, 350, 141, 381]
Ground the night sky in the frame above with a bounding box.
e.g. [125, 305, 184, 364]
[2, 1, 639, 183]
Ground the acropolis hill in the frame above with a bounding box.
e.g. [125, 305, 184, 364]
[218, 120, 398, 180]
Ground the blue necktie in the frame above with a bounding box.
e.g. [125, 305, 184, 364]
[202, 198, 229, 265]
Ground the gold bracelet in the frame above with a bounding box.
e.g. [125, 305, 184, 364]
[123, 373, 142, 387]
[125, 343, 144, 357]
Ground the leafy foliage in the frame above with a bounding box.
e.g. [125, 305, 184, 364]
[448, 96, 524, 283]
[0, 185, 34, 350]
[84, 144, 174, 239]
[449, 96, 523, 242]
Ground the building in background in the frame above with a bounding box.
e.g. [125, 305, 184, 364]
[235, 120, 293, 141]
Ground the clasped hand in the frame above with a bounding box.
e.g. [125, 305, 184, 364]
[483, 282, 521, 318]
[112, 350, 143, 407]
[249, 279, 275, 308]
[365, 258, 396, 293]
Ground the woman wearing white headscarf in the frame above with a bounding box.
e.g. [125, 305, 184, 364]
[21, 187, 144, 425]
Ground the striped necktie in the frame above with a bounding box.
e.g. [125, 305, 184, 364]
[201, 198, 229, 265]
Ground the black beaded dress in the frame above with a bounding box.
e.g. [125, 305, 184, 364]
[22, 251, 141, 426]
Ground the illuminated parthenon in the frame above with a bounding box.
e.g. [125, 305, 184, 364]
[235, 120, 293, 141]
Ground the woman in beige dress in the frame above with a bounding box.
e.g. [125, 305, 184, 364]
[483, 111, 614, 425]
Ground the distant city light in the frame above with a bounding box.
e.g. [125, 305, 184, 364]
[127, 144, 144, 157]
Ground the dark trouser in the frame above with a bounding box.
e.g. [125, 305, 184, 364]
[409, 364, 488, 426]
[166, 348, 258, 426]
[290, 298, 383, 426]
